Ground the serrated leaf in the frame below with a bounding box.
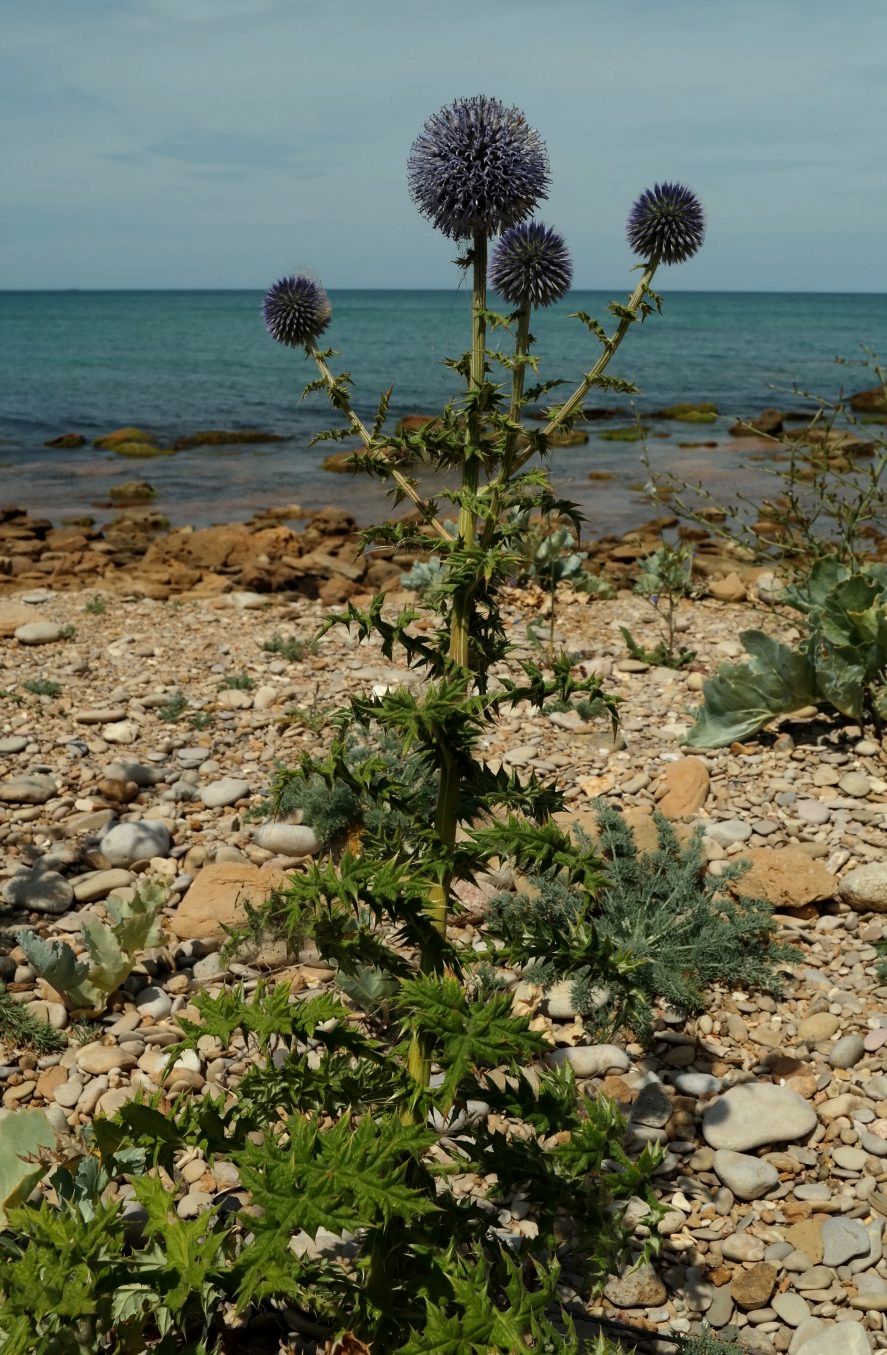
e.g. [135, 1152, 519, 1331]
[685, 630, 818, 748]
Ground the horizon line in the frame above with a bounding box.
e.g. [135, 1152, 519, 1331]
[2, 285, 887, 297]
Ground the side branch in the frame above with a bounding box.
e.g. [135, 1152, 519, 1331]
[307, 345, 453, 543]
[511, 258, 660, 475]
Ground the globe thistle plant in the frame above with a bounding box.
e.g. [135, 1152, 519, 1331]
[407, 94, 549, 241]
[490, 221, 573, 309]
[627, 181, 705, 265]
[263, 273, 332, 348]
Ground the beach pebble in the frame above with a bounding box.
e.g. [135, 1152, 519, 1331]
[703, 1082, 816, 1151]
[772, 1292, 811, 1327]
[252, 823, 319, 858]
[713, 1149, 779, 1200]
[838, 772, 870, 798]
[545, 1045, 630, 1077]
[827, 1033, 865, 1068]
[0, 774, 57, 804]
[793, 1325, 872, 1355]
[0, 736, 28, 754]
[199, 778, 249, 809]
[821, 1216, 871, 1266]
[839, 863, 887, 913]
[603, 1264, 666, 1308]
[72, 868, 135, 903]
[76, 1043, 138, 1076]
[99, 820, 171, 866]
[102, 720, 140, 745]
[135, 986, 173, 1020]
[705, 818, 753, 847]
[797, 1012, 840, 1043]
[2, 868, 73, 914]
[796, 800, 830, 825]
[673, 1072, 722, 1096]
[14, 621, 65, 645]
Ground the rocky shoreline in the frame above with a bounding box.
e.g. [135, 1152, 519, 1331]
[1, 537, 887, 1351]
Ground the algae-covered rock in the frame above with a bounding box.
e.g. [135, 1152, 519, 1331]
[655, 402, 718, 423]
[44, 432, 86, 449]
[598, 426, 649, 442]
[112, 442, 176, 459]
[173, 428, 286, 450]
[108, 481, 157, 503]
[94, 426, 156, 450]
[546, 427, 589, 447]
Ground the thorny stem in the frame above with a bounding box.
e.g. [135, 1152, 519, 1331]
[511, 258, 660, 476]
[480, 301, 531, 550]
[410, 235, 488, 1097]
[307, 344, 453, 544]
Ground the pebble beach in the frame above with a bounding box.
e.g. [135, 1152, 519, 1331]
[2, 558, 887, 1352]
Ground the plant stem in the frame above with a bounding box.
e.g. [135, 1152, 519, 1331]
[307, 345, 452, 544]
[480, 301, 531, 549]
[511, 258, 660, 475]
[448, 232, 488, 667]
[409, 235, 488, 1096]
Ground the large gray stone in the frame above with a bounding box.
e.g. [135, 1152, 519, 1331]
[100, 819, 171, 866]
[2, 869, 73, 915]
[253, 823, 319, 858]
[794, 1323, 872, 1355]
[545, 1044, 630, 1077]
[199, 778, 249, 809]
[713, 1148, 779, 1200]
[839, 863, 887, 913]
[14, 621, 65, 645]
[0, 774, 57, 804]
[821, 1216, 871, 1267]
[702, 1082, 816, 1151]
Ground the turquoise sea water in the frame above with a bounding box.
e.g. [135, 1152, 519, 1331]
[0, 289, 885, 533]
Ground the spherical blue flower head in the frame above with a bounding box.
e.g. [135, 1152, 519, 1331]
[407, 95, 550, 240]
[490, 221, 573, 308]
[626, 182, 705, 265]
[263, 275, 332, 348]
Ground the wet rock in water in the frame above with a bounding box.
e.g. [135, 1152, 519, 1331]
[729, 408, 785, 437]
[839, 863, 887, 913]
[93, 426, 156, 450]
[108, 481, 156, 504]
[0, 775, 57, 804]
[172, 429, 287, 450]
[14, 621, 65, 645]
[252, 823, 319, 858]
[653, 401, 718, 423]
[169, 862, 283, 942]
[849, 386, 887, 416]
[99, 819, 172, 866]
[2, 868, 74, 915]
[713, 1149, 779, 1200]
[44, 432, 86, 448]
[702, 1082, 816, 1151]
[656, 756, 710, 818]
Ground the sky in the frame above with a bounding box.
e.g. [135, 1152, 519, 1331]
[2, 0, 886, 292]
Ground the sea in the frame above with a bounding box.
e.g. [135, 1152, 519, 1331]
[1, 289, 885, 536]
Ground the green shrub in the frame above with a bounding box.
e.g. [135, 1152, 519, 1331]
[620, 542, 696, 669]
[489, 805, 792, 1039]
[688, 557, 887, 746]
[158, 691, 187, 722]
[23, 679, 61, 698]
[218, 671, 254, 691]
[261, 633, 307, 661]
[0, 984, 65, 1053]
